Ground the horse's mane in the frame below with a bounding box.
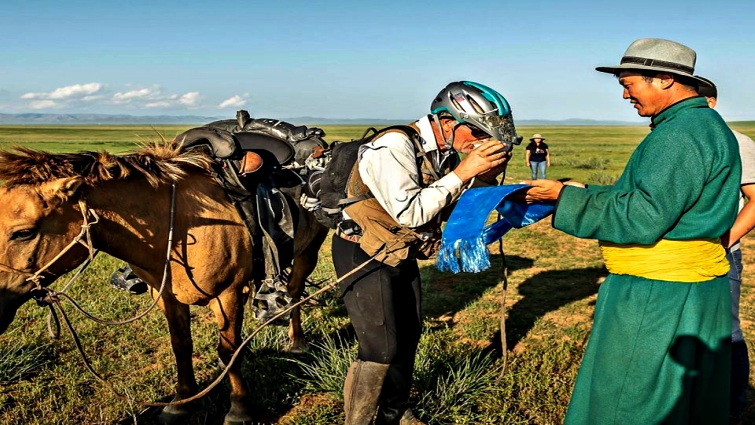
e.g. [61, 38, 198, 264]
[0, 141, 214, 188]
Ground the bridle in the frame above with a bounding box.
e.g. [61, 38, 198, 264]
[0, 197, 99, 292]
[0, 181, 177, 354]
[0, 182, 179, 402]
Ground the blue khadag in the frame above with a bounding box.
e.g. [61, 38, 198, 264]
[437, 184, 555, 273]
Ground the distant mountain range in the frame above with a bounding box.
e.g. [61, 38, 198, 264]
[0, 112, 644, 126]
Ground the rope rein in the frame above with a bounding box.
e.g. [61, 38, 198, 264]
[16, 177, 399, 408]
[32, 182, 177, 327]
[144, 242, 390, 407]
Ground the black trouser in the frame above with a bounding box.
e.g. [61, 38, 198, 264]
[332, 235, 422, 424]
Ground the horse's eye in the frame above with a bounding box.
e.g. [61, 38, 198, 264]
[10, 228, 37, 241]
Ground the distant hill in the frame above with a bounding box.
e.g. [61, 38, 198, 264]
[516, 118, 642, 126]
[0, 113, 222, 125]
[0, 113, 643, 126]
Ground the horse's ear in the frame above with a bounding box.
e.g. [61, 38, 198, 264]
[40, 177, 84, 202]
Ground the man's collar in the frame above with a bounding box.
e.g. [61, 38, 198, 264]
[650, 96, 708, 129]
[416, 115, 440, 153]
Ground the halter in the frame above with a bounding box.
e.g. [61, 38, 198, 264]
[0, 198, 99, 295]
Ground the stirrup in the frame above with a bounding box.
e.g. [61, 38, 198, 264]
[109, 265, 148, 295]
[252, 277, 294, 324]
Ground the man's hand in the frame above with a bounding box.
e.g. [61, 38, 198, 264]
[562, 180, 586, 188]
[476, 152, 511, 183]
[526, 162, 530, 167]
[521, 179, 565, 203]
[453, 139, 510, 183]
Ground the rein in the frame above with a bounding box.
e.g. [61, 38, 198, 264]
[31, 182, 177, 326]
[12, 178, 393, 409]
[143, 240, 394, 408]
[0, 199, 100, 282]
[19, 182, 178, 396]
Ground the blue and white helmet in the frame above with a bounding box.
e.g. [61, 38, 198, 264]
[431, 81, 521, 147]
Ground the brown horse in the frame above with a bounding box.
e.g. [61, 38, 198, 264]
[0, 143, 328, 424]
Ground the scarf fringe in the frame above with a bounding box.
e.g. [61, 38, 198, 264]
[437, 237, 491, 273]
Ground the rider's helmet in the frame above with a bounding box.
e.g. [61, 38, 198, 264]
[430, 81, 522, 149]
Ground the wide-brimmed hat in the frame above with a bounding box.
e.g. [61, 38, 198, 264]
[595, 38, 712, 87]
[695, 75, 717, 98]
[529, 133, 545, 141]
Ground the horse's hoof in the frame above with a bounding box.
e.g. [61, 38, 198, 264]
[286, 341, 309, 354]
[158, 403, 195, 425]
[157, 410, 191, 425]
[223, 420, 254, 425]
[223, 411, 253, 425]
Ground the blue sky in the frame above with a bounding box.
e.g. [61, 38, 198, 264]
[1, 0, 753, 122]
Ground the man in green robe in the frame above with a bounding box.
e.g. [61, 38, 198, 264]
[525, 38, 741, 424]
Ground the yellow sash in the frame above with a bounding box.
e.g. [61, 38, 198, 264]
[599, 238, 729, 282]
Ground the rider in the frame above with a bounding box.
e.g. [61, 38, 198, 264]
[334, 81, 519, 425]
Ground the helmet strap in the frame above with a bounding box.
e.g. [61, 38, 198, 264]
[431, 114, 456, 152]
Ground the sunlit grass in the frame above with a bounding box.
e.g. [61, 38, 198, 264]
[0, 123, 752, 424]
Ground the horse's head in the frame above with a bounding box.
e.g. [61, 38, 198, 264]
[0, 176, 90, 333]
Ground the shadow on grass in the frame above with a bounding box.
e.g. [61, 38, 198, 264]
[120, 346, 316, 425]
[421, 255, 535, 319]
[487, 266, 605, 356]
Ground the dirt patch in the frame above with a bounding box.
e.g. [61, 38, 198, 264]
[277, 393, 341, 424]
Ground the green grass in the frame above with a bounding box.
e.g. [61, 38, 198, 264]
[0, 123, 753, 424]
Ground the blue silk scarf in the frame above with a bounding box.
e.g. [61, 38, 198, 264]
[437, 184, 555, 273]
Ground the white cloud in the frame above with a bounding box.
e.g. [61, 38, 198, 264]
[22, 83, 104, 101]
[179, 92, 200, 106]
[28, 100, 59, 109]
[145, 101, 171, 108]
[48, 83, 103, 100]
[21, 92, 46, 100]
[17, 83, 206, 111]
[219, 95, 247, 109]
[112, 87, 156, 101]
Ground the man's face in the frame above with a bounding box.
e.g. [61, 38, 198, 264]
[449, 123, 490, 153]
[618, 71, 666, 117]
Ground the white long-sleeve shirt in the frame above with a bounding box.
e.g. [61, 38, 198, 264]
[354, 115, 465, 228]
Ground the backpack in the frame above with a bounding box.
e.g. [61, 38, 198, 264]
[310, 125, 421, 229]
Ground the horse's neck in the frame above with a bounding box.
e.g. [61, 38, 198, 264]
[83, 173, 241, 272]
[84, 178, 178, 269]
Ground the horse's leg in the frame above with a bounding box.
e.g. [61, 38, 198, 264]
[287, 228, 328, 353]
[210, 288, 253, 425]
[153, 289, 199, 424]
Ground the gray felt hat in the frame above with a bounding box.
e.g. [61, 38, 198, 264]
[596, 38, 712, 87]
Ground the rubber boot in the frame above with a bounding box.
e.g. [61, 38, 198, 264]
[399, 410, 426, 425]
[374, 362, 413, 425]
[344, 360, 390, 425]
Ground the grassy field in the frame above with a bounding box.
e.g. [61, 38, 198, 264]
[0, 122, 753, 424]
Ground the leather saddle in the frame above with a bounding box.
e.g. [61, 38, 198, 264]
[172, 112, 328, 322]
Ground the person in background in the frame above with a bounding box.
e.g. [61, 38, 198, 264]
[697, 75, 755, 425]
[525, 133, 550, 179]
[524, 38, 741, 424]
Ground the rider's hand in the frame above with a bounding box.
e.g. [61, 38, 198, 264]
[453, 139, 510, 183]
[476, 152, 511, 184]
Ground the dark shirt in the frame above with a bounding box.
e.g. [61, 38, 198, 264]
[526, 142, 549, 162]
